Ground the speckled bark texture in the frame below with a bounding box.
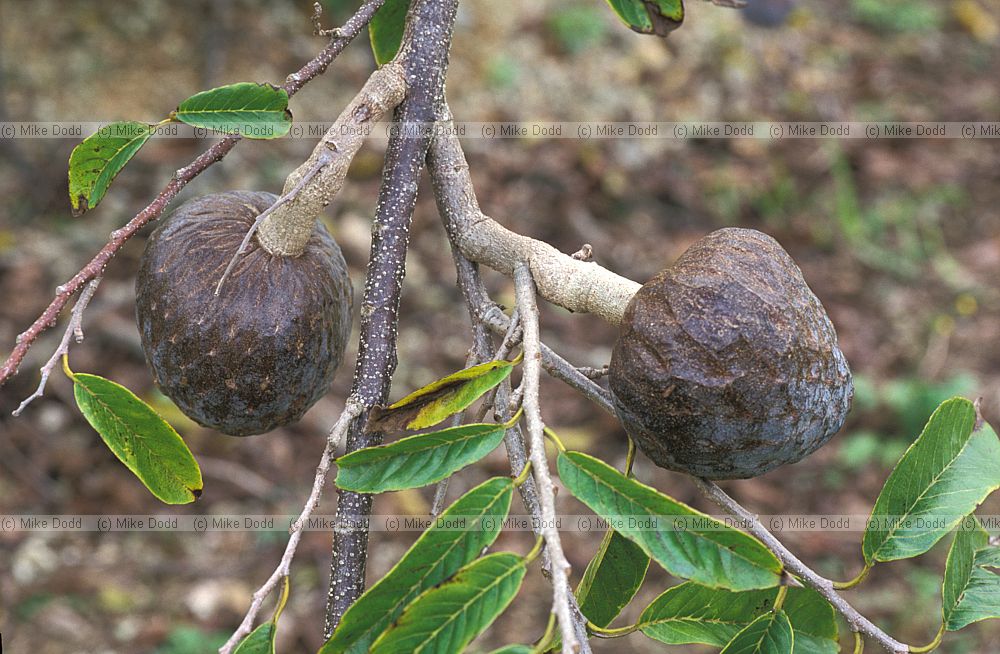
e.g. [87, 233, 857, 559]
[609, 228, 852, 479]
[135, 191, 352, 436]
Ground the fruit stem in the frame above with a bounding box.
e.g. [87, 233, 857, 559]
[256, 63, 406, 257]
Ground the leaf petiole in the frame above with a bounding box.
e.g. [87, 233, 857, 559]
[834, 562, 873, 590]
[61, 354, 76, 380]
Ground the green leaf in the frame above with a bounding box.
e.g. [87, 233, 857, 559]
[174, 82, 291, 139]
[862, 398, 1000, 563]
[604, 0, 684, 36]
[369, 552, 527, 654]
[557, 451, 783, 590]
[782, 588, 839, 654]
[320, 477, 513, 654]
[369, 0, 411, 65]
[486, 647, 533, 654]
[638, 584, 836, 653]
[233, 623, 275, 654]
[367, 359, 515, 433]
[71, 372, 202, 504]
[577, 529, 649, 628]
[335, 422, 506, 492]
[943, 516, 1000, 631]
[68, 121, 155, 215]
[720, 610, 794, 654]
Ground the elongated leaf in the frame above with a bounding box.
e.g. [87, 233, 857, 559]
[320, 477, 513, 654]
[639, 584, 836, 653]
[71, 373, 202, 504]
[233, 623, 275, 654]
[782, 588, 839, 654]
[605, 0, 684, 36]
[369, 552, 527, 654]
[369, 0, 411, 65]
[720, 610, 794, 654]
[174, 82, 291, 138]
[336, 422, 506, 492]
[368, 359, 515, 433]
[487, 647, 533, 654]
[558, 451, 782, 590]
[68, 121, 154, 215]
[943, 517, 1000, 631]
[577, 529, 649, 628]
[863, 398, 1000, 563]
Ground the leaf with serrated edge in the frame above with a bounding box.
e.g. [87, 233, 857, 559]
[369, 552, 526, 654]
[943, 516, 1000, 631]
[604, 0, 683, 36]
[320, 477, 514, 654]
[558, 451, 782, 590]
[369, 0, 411, 65]
[72, 373, 202, 504]
[68, 121, 154, 215]
[367, 359, 514, 432]
[639, 583, 836, 653]
[174, 82, 291, 139]
[336, 422, 506, 492]
[720, 610, 794, 654]
[233, 622, 274, 654]
[577, 529, 649, 628]
[863, 398, 1000, 563]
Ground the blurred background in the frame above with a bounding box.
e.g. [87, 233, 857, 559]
[1, 0, 999, 651]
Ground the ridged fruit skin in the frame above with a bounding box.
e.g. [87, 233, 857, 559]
[608, 228, 852, 479]
[135, 191, 353, 436]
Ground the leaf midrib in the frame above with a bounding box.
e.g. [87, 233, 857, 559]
[406, 557, 524, 654]
[76, 379, 197, 496]
[566, 457, 779, 577]
[870, 430, 978, 560]
[333, 486, 510, 651]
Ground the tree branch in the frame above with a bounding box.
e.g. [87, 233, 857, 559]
[514, 262, 579, 654]
[428, 123, 641, 325]
[0, 0, 388, 391]
[13, 277, 101, 416]
[324, 0, 460, 635]
[428, 124, 910, 654]
[219, 397, 364, 654]
[438, 187, 594, 653]
[693, 480, 908, 654]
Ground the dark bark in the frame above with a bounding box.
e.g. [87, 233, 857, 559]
[324, 0, 460, 636]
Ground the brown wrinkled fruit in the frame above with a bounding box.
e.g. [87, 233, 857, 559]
[135, 191, 353, 436]
[608, 228, 852, 479]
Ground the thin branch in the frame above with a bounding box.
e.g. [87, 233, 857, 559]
[441, 206, 592, 653]
[219, 397, 364, 654]
[13, 277, 101, 415]
[325, 0, 460, 635]
[693, 480, 908, 654]
[0, 0, 387, 389]
[427, 123, 641, 326]
[514, 262, 579, 654]
[428, 123, 912, 654]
